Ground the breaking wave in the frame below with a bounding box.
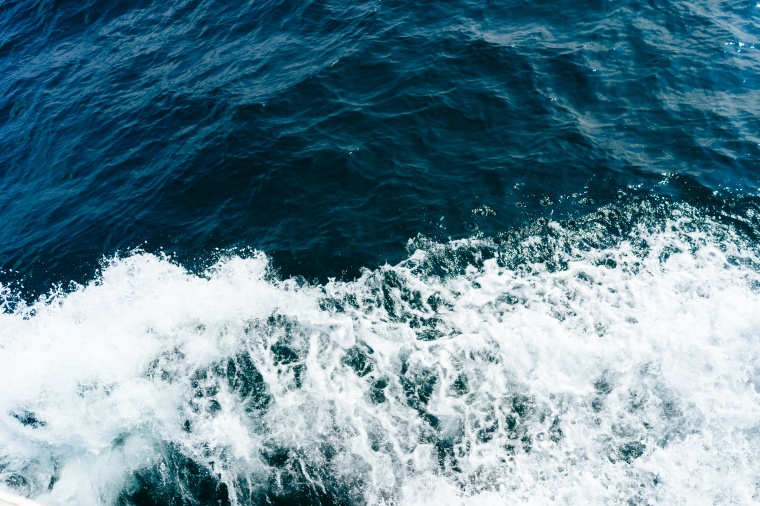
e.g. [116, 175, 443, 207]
[2, 199, 760, 505]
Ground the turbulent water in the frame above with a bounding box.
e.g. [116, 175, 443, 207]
[2, 0, 760, 504]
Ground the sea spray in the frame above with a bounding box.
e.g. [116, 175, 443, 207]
[2, 201, 760, 505]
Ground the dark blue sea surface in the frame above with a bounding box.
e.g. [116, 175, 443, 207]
[2, 0, 757, 292]
[2, 0, 760, 505]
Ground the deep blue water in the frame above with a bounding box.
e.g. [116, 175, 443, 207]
[2, 0, 758, 293]
[2, 0, 760, 505]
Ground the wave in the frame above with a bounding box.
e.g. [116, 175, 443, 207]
[2, 200, 760, 505]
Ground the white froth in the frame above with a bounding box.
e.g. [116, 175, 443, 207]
[1, 211, 760, 505]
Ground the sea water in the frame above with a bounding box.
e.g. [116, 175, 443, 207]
[1, 0, 760, 504]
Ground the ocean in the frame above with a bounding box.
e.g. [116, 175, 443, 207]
[1, 0, 759, 504]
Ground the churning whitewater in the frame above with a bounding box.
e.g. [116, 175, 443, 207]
[2, 201, 760, 505]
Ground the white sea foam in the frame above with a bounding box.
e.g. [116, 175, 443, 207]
[1, 203, 760, 505]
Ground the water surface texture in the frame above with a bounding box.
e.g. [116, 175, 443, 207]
[1, 0, 760, 504]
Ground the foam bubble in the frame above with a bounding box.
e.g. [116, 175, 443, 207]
[2, 202, 760, 505]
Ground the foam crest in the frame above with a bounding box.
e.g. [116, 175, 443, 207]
[2, 203, 760, 505]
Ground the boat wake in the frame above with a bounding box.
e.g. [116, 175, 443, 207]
[2, 200, 760, 505]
